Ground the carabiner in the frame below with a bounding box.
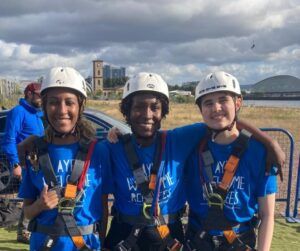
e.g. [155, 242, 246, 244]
[142, 203, 152, 219]
[58, 197, 76, 214]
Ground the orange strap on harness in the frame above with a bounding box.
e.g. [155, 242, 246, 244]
[223, 229, 237, 244]
[64, 184, 77, 199]
[35, 137, 97, 251]
[196, 130, 252, 249]
[149, 174, 157, 191]
[63, 139, 97, 249]
[119, 131, 183, 250]
[218, 155, 240, 191]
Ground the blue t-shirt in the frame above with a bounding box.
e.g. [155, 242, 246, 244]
[106, 123, 206, 218]
[18, 140, 113, 251]
[185, 136, 277, 229]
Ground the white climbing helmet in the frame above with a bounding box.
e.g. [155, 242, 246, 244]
[195, 71, 241, 102]
[41, 67, 87, 97]
[122, 72, 169, 100]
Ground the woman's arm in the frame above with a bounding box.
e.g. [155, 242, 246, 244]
[237, 119, 285, 181]
[100, 194, 109, 243]
[257, 194, 276, 251]
[23, 185, 59, 220]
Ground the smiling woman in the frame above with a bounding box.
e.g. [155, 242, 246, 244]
[43, 88, 81, 142]
[129, 93, 163, 145]
[17, 67, 113, 251]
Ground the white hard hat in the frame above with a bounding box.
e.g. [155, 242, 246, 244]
[195, 71, 241, 102]
[122, 72, 169, 100]
[41, 67, 87, 97]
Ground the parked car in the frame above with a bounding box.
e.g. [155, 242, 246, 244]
[0, 108, 130, 194]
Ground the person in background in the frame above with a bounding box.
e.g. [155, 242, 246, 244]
[17, 67, 112, 250]
[104, 72, 283, 251]
[184, 71, 277, 251]
[1, 82, 44, 243]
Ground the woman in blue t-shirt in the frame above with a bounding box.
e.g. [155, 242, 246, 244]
[184, 71, 277, 251]
[104, 72, 282, 251]
[18, 67, 113, 251]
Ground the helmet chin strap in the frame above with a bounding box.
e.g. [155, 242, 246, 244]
[208, 117, 236, 142]
[52, 126, 78, 138]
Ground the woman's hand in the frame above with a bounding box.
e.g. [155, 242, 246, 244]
[23, 185, 59, 220]
[38, 185, 59, 210]
[107, 127, 122, 143]
[265, 140, 285, 181]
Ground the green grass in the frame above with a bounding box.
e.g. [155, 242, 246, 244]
[0, 218, 299, 250]
[271, 219, 300, 250]
[0, 226, 28, 251]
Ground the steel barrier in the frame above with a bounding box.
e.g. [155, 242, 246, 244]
[261, 128, 295, 220]
[293, 155, 300, 220]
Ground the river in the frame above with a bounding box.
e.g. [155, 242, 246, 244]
[243, 100, 300, 108]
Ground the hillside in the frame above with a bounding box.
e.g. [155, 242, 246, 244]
[247, 75, 300, 93]
[171, 75, 300, 95]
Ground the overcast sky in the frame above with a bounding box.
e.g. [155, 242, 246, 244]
[0, 0, 300, 85]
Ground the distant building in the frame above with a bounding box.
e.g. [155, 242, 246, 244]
[92, 60, 104, 93]
[0, 78, 19, 97]
[103, 87, 124, 99]
[242, 75, 300, 100]
[169, 90, 192, 96]
[85, 76, 93, 93]
[103, 65, 126, 80]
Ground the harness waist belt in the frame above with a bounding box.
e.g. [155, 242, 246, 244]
[189, 210, 254, 234]
[29, 222, 95, 236]
[117, 212, 180, 226]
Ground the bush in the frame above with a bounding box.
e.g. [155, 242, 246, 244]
[170, 95, 194, 103]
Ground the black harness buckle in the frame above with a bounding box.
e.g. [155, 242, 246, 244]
[115, 240, 130, 251]
[184, 240, 197, 251]
[166, 238, 182, 251]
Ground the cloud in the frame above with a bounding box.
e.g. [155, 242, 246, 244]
[0, 0, 299, 85]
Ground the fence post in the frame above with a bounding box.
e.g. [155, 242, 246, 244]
[293, 155, 300, 218]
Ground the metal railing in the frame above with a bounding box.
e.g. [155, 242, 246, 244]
[261, 128, 295, 220]
[293, 155, 300, 220]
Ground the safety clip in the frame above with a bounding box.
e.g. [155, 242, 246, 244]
[58, 197, 76, 214]
[207, 193, 224, 209]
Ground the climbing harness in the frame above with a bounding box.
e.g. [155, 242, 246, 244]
[27, 136, 98, 251]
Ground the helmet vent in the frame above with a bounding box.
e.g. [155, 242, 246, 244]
[232, 80, 236, 88]
[146, 83, 155, 89]
[56, 80, 64, 85]
[127, 83, 130, 91]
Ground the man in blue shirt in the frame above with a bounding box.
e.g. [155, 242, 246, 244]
[2, 82, 44, 243]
